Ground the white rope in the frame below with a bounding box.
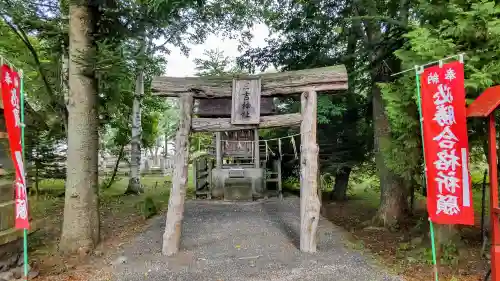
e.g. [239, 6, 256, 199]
[390, 53, 465, 77]
[267, 142, 275, 156]
[290, 136, 298, 159]
[278, 138, 282, 160]
[265, 140, 269, 160]
[219, 133, 301, 144]
[0, 55, 17, 70]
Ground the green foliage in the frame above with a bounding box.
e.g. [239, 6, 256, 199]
[0, 0, 219, 169]
[158, 99, 179, 142]
[440, 241, 459, 266]
[320, 173, 335, 191]
[234, 0, 375, 179]
[316, 95, 346, 125]
[283, 177, 300, 190]
[140, 196, 158, 219]
[378, 0, 500, 193]
[349, 164, 380, 192]
[378, 77, 422, 185]
[194, 48, 242, 76]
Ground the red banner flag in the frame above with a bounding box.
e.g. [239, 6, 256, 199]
[0, 64, 29, 230]
[420, 61, 474, 225]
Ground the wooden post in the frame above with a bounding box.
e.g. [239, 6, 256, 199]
[489, 112, 500, 280]
[193, 159, 198, 193]
[277, 159, 283, 199]
[300, 90, 320, 253]
[207, 159, 213, 199]
[254, 128, 260, 168]
[162, 93, 193, 256]
[215, 132, 222, 168]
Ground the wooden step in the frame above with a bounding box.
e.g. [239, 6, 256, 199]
[195, 191, 210, 194]
[196, 171, 209, 178]
[222, 164, 255, 169]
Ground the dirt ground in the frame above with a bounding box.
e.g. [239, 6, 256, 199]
[32, 197, 401, 281]
[321, 196, 490, 281]
[26, 178, 490, 281]
[26, 176, 171, 281]
[91, 197, 401, 281]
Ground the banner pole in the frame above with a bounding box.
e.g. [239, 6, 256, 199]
[414, 66, 439, 281]
[19, 70, 29, 280]
[429, 218, 439, 281]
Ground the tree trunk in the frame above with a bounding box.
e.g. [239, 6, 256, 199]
[162, 93, 193, 256]
[161, 134, 168, 176]
[331, 166, 352, 201]
[34, 161, 39, 200]
[154, 139, 160, 166]
[349, 0, 410, 228]
[143, 150, 150, 174]
[126, 67, 144, 194]
[61, 41, 69, 131]
[104, 145, 125, 189]
[149, 148, 154, 168]
[371, 86, 408, 227]
[60, 2, 100, 254]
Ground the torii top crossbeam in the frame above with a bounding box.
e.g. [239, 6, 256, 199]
[151, 65, 348, 97]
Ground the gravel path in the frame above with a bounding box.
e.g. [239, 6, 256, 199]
[99, 197, 402, 281]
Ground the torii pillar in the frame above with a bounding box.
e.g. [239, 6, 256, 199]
[467, 85, 500, 281]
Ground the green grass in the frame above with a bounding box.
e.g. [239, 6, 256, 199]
[28, 176, 172, 221]
[27, 169, 196, 259]
[345, 166, 491, 222]
[347, 185, 381, 209]
[30, 166, 195, 223]
[284, 164, 491, 218]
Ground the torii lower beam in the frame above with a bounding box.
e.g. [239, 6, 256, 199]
[191, 113, 302, 132]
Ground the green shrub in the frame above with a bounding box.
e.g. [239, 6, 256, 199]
[140, 196, 157, 219]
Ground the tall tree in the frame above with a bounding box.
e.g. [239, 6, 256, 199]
[344, 0, 413, 226]
[126, 37, 146, 194]
[59, 0, 100, 253]
[194, 48, 238, 76]
[234, 0, 414, 225]
[236, 0, 373, 202]
[379, 0, 500, 250]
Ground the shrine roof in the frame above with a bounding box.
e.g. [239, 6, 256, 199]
[152, 65, 347, 98]
[467, 85, 500, 117]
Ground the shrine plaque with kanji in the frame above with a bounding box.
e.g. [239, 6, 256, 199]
[231, 78, 261, 124]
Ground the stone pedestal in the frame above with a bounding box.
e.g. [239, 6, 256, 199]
[223, 178, 253, 201]
[211, 168, 264, 199]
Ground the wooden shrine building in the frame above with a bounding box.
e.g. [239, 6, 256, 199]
[192, 83, 286, 201]
[152, 65, 348, 256]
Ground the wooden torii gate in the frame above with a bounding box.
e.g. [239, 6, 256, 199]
[152, 66, 348, 256]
